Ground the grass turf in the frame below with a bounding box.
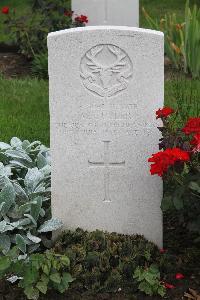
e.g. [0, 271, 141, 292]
[0, 76, 199, 146]
[0, 76, 49, 145]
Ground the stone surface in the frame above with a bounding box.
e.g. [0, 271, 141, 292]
[72, 0, 139, 27]
[48, 26, 164, 247]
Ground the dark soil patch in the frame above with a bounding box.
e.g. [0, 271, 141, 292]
[0, 52, 31, 79]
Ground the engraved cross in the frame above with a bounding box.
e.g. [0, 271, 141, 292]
[88, 141, 125, 202]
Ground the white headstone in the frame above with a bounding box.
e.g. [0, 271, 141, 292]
[48, 26, 164, 247]
[72, 0, 139, 27]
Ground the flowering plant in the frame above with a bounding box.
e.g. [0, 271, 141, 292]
[1, 2, 88, 58]
[1, 6, 9, 14]
[149, 108, 200, 240]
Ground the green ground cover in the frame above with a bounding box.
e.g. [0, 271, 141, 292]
[0, 76, 199, 146]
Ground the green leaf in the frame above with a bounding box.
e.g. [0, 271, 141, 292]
[27, 232, 41, 244]
[13, 182, 28, 200]
[0, 220, 7, 232]
[30, 196, 42, 222]
[42, 264, 50, 275]
[24, 286, 40, 300]
[158, 285, 166, 297]
[173, 196, 184, 210]
[30, 254, 44, 269]
[16, 234, 27, 254]
[24, 214, 37, 226]
[0, 183, 15, 214]
[50, 272, 61, 284]
[0, 234, 11, 254]
[38, 218, 63, 233]
[40, 274, 49, 285]
[37, 153, 48, 169]
[138, 281, 153, 296]
[172, 187, 184, 210]
[189, 181, 200, 193]
[62, 272, 74, 284]
[0, 256, 11, 271]
[24, 168, 44, 193]
[5, 149, 32, 163]
[0, 142, 11, 150]
[36, 281, 48, 294]
[10, 137, 22, 148]
[22, 266, 39, 287]
[0, 163, 12, 177]
[161, 196, 174, 211]
[60, 256, 70, 267]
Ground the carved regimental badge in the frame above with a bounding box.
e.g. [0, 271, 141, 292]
[80, 44, 133, 98]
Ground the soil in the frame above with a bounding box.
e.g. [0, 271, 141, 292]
[0, 52, 31, 79]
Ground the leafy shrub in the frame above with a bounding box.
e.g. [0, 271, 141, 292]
[148, 109, 200, 241]
[0, 137, 62, 256]
[0, 247, 73, 300]
[54, 228, 164, 294]
[143, 0, 200, 78]
[32, 52, 48, 79]
[2, 3, 87, 58]
[133, 264, 166, 297]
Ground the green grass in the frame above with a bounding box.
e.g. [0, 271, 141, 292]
[165, 78, 200, 127]
[0, 76, 49, 145]
[0, 76, 199, 146]
[140, 0, 200, 28]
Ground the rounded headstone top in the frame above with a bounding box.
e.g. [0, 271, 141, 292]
[48, 26, 164, 39]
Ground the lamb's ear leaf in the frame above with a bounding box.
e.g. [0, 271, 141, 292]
[0, 234, 11, 254]
[0, 183, 15, 214]
[0, 142, 11, 150]
[38, 218, 63, 233]
[10, 137, 22, 148]
[30, 196, 42, 222]
[16, 234, 27, 254]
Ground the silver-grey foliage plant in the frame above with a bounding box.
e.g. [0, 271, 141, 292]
[0, 137, 62, 256]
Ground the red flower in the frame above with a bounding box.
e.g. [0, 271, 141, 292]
[156, 107, 174, 119]
[148, 148, 190, 177]
[190, 133, 200, 152]
[175, 273, 185, 280]
[75, 14, 88, 24]
[1, 6, 9, 14]
[163, 282, 175, 289]
[64, 10, 73, 17]
[160, 248, 167, 254]
[182, 117, 200, 135]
